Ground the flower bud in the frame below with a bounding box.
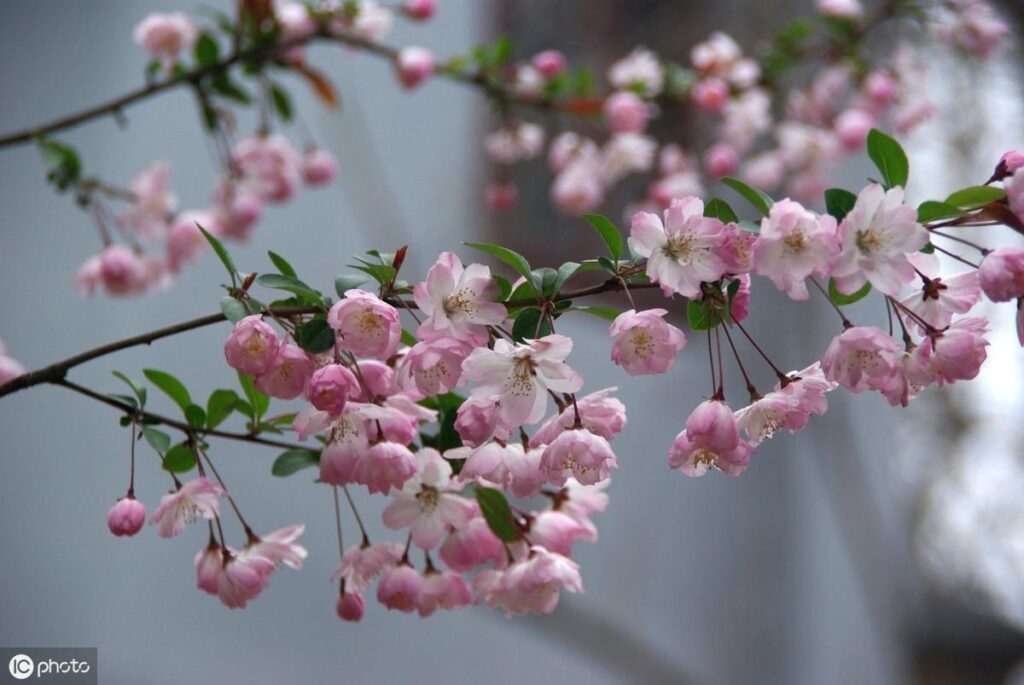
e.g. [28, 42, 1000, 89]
[107, 496, 146, 537]
[396, 47, 435, 90]
[308, 364, 358, 414]
[302, 149, 338, 186]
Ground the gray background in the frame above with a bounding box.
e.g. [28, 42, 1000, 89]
[0, 2, 1020, 684]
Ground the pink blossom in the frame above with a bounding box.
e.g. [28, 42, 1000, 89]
[224, 315, 281, 376]
[703, 142, 738, 178]
[821, 325, 902, 392]
[194, 543, 223, 595]
[602, 133, 655, 181]
[107, 496, 146, 537]
[875, 349, 934, 407]
[254, 344, 314, 400]
[979, 248, 1024, 302]
[396, 47, 434, 89]
[301, 149, 338, 186]
[691, 32, 742, 76]
[381, 448, 475, 549]
[1009, 168, 1024, 222]
[0, 339, 26, 385]
[355, 440, 418, 494]
[216, 552, 273, 609]
[815, 0, 863, 20]
[213, 184, 262, 240]
[935, 0, 1010, 59]
[1017, 300, 1024, 347]
[414, 252, 506, 343]
[232, 135, 301, 204]
[166, 211, 210, 272]
[717, 224, 756, 274]
[551, 162, 605, 214]
[377, 564, 423, 612]
[399, 337, 472, 396]
[558, 479, 610, 537]
[484, 121, 544, 164]
[899, 255, 981, 330]
[609, 309, 686, 375]
[917, 317, 989, 385]
[308, 363, 358, 413]
[692, 78, 729, 113]
[539, 428, 618, 486]
[476, 547, 583, 616]
[832, 184, 929, 296]
[336, 591, 365, 622]
[151, 477, 225, 538]
[454, 396, 503, 447]
[418, 571, 472, 617]
[92, 245, 150, 296]
[532, 50, 566, 79]
[276, 3, 316, 40]
[863, 71, 899, 104]
[133, 12, 196, 64]
[741, 152, 785, 190]
[118, 162, 176, 240]
[332, 542, 403, 593]
[628, 197, 728, 298]
[328, 289, 401, 360]
[993, 150, 1024, 181]
[319, 430, 365, 486]
[668, 399, 753, 477]
[403, 0, 436, 21]
[722, 89, 771, 151]
[834, 109, 874, 150]
[485, 182, 519, 212]
[603, 91, 649, 134]
[753, 198, 839, 300]
[352, 360, 397, 400]
[452, 440, 532, 493]
[608, 47, 663, 97]
[530, 388, 627, 446]
[549, 132, 599, 173]
[462, 335, 583, 428]
[529, 510, 594, 556]
[439, 515, 503, 572]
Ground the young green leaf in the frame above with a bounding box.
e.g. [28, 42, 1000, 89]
[206, 389, 238, 429]
[464, 242, 536, 294]
[916, 201, 963, 223]
[866, 129, 909, 188]
[238, 372, 270, 421]
[686, 299, 716, 331]
[944, 185, 1006, 209]
[271, 448, 321, 476]
[511, 307, 552, 342]
[703, 198, 739, 223]
[824, 188, 857, 221]
[269, 82, 293, 121]
[220, 296, 249, 323]
[195, 33, 220, 68]
[828, 278, 872, 305]
[297, 317, 335, 353]
[112, 371, 147, 408]
[720, 177, 774, 216]
[143, 369, 192, 411]
[582, 214, 623, 261]
[268, 251, 297, 278]
[141, 426, 171, 456]
[335, 274, 368, 297]
[197, 224, 237, 286]
[185, 404, 207, 428]
[569, 306, 621, 322]
[163, 443, 197, 473]
[475, 486, 521, 542]
[256, 274, 320, 300]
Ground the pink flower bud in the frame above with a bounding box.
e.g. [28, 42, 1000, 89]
[328, 290, 402, 360]
[396, 47, 435, 90]
[377, 565, 423, 612]
[403, 0, 436, 21]
[703, 142, 738, 178]
[254, 344, 315, 399]
[100, 245, 149, 296]
[691, 77, 729, 113]
[979, 248, 1024, 302]
[308, 363, 358, 413]
[863, 71, 898, 104]
[107, 496, 146, 537]
[603, 91, 649, 134]
[302, 149, 338, 186]
[485, 182, 519, 212]
[224, 315, 281, 376]
[336, 591, 365, 621]
[1001, 150, 1024, 175]
[532, 50, 567, 79]
[834, 109, 874, 150]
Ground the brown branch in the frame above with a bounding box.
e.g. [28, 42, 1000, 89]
[55, 378, 309, 451]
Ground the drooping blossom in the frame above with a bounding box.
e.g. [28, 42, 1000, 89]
[439, 514, 504, 572]
[528, 510, 595, 556]
[604, 91, 649, 133]
[403, 0, 436, 21]
[232, 135, 301, 204]
[628, 197, 728, 298]
[336, 590, 366, 622]
[418, 571, 472, 617]
[484, 121, 545, 164]
[753, 198, 839, 300]
[475, 546, 583, 616]
[609, 309, 687, 375]
[254, 344, 315, 400]
[539, 428, 618, 486]
[453, 441, 544, 497]
[151, 477, 225, 538]
[978, 247, 1024, 302]
[399, 337, 473, 396]
[530, 388, 627, 447]
[118, 162, 176, 240]
[917, 317, 990, 385]
[377, 564, 423, 612]
[332, 542, 404, 594]
[532, 50, 566, 79]
[413, 252, 506, 343]
[899, 254, 981, 330]
[0, 339, 26, 385]
[301, 149, 338, 186]
[328, 289, 402, 360]
[381, 448, 475, 549]
[821, 325, 902, 392]
[308, 363, 359, 414]
[668, 399, 753, 477]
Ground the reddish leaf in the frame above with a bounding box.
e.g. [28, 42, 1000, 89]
[296, 65, 340, 109]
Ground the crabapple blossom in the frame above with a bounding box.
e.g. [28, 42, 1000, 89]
[356, 440, 418, 494]
[213, 184, 263, 240]
[753, 198, 839, 300]
[539, 427, 618, 487]
[831, 184, 929, 296]
[307, 363, 358, 413]
[381, 448, 475, 549]
[529, 510, 594, 556]
[0, 339, 25, 385]
[232, 135, 301, 203]
[917, 317, 990, 385]
[439, 515, 504, 572]
[336, 591, 366, 622]
[133, 12, 196, 65]
[107, 496, 146, 537]
[462, 334, 583, 428]
[332, 543, 403, 593]
[485, 182, 518, 212]
[418, 571, 472, 617]
[453, 440, 541, 495]
[992, 150, 1024, 182]
[668, 400, 753, 477]
[337, 1, 394, 41]
[530, 388, 627, 446]
[396, 47, 434, 89]
[223, 315, 281, 376]
[692, 78, 730, 113]
[328, 289, 402, 360]
[484, 121, 545, 164]
[834, 109, 875, 150]
[628, 196, 728, 298]
[609, 309, 687, 375]
[413, 252, 506, 343]
[607, 47, 663, 97]
[821, 325, 902, 392]
[979, 248, 1024, 302]
[476, 547, 583, 616]
[532, 50, 566, 79]
[79, 245, 151, 297]
[301, 149, 338, 186]
[254, 344, 315, 400]
[603, 91, 649, 133]
[454, 396, 503, 447]
[703, 142, 738, 178]
[118, 161, 176, 240]
[166, 211, 210, 272]
[377, 564, 423, 612]
[551, 162, 605, 214]
[399, 337, 472, 396]
[899, 255, 981, 331]
[195, 542, 223, 595]
[151, 477, 225, 538]
[402, 0, 436, 21]
[815, 0, 863, 20]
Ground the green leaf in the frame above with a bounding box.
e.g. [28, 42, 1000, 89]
[418, 391, 465, 453]
[492, 274, 512, 301]
[533, 267, 559, 298]
[553, 261, 580, 295]
[570, 306, 621, 322]
[163, 443, 197, 473]
[297, 317, 335, 353]
[206, 389, 238, 429]
[195, 33, 220, 68]
[256, 273, 319, 298]
[238, 372, 269, 421]
[686, 299, 715, 331]
[198, 224, 237, 286]
[108, 393, 138, 410]
[112, 371, 147, 408]
[917, 201, 963, 223]
[271, 448, 321, 476]
[824, 188, 857, 221]
[220, 296, 249, 323]
[944, 185, 1006, 209]
[582, 214, 623, 261]
[828, 278, 872, 305]
[268, 251, 297, 278]
[401, 328, 418, 347]
[464, 242, 536, 294]
[269, 82, 293, 121]
[350, 263, 397, 285]
[703, 198, 739, 223]
[866, 129, 909, 189]
[475, 486, 520, 542]
[335, 274, 368, 297]
[720, 177, 774, 216]
[143, 369, 192, 411]
[512, 307, 552, 342]
[185, 404, 207, 428]
[141, 427, 171, 456]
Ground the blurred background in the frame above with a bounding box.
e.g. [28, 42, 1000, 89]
[0, 1, 1023, 683]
